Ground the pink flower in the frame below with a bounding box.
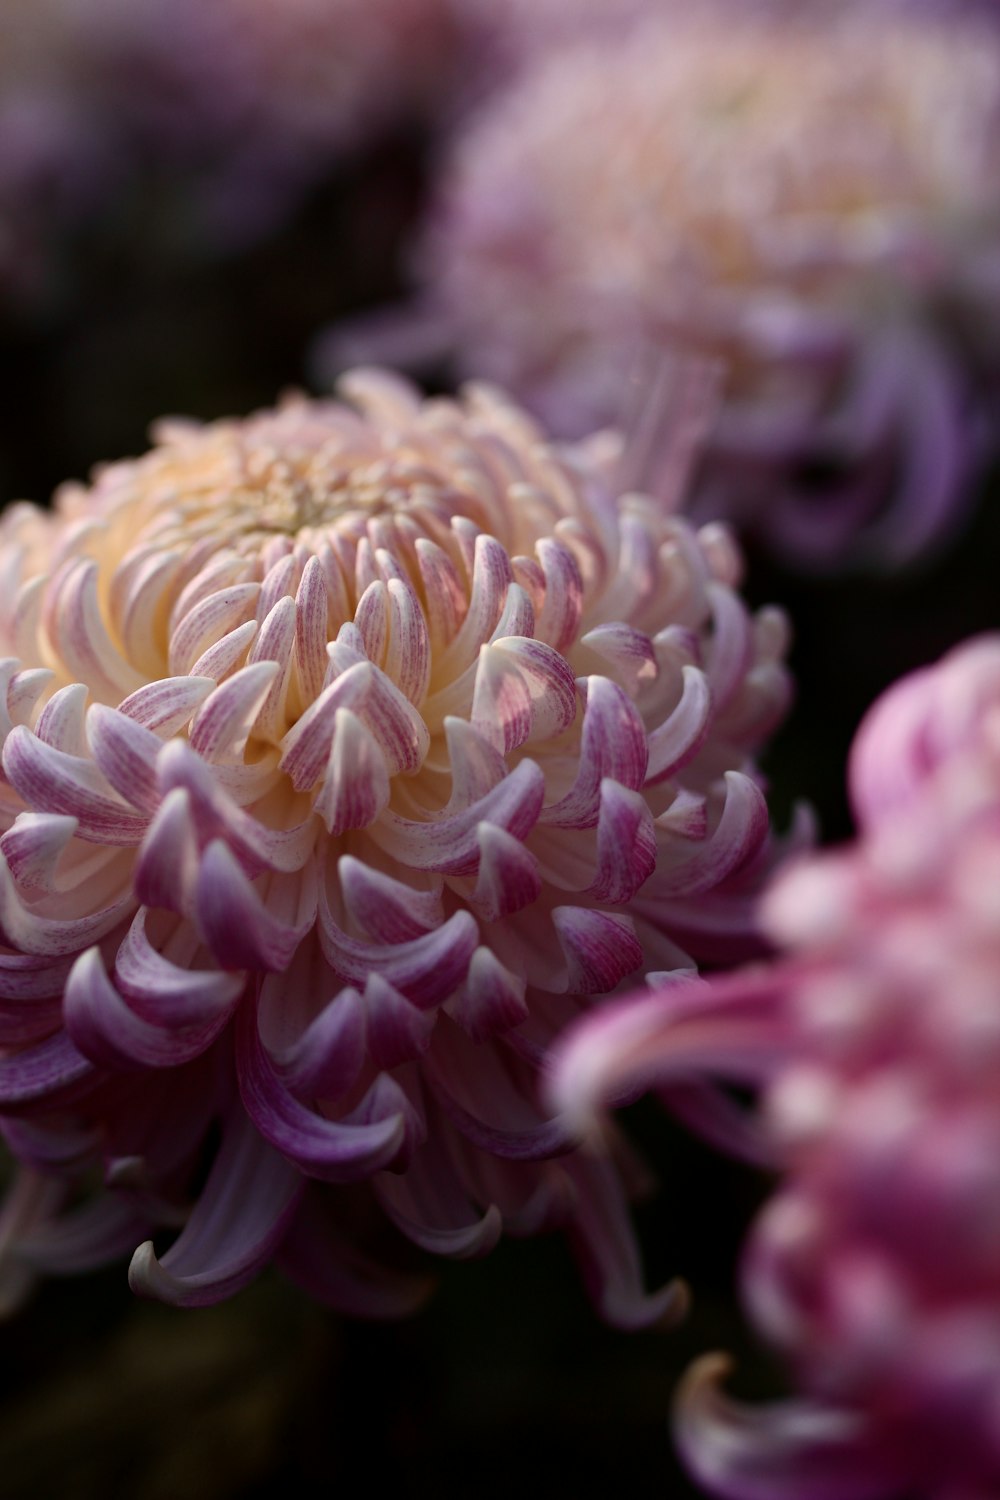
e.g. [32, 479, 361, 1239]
[553, 634, 1000, 1497]
[0, 369, 791, 1320]
[401, 8, 1000, 568]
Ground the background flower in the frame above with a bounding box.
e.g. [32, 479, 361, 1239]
[0, 0, 463, 305]
[553, 635, 1000, 1499]
[78, 0, 463, 247]
[386, 7, 1000, 569]
[0, 368, 792, 1323]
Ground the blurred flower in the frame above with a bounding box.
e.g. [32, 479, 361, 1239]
[0, 368, 792, 1320]
[0, 0, 461, 297]
[79, 0, 463, 246]
[553, 634, 1000, 1497]
[395, 8, 1000, 569]
[0, 1, 121, 304]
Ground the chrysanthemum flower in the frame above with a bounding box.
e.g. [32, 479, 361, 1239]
[0, 369, 791, 1320]
[553, 635, 1000, 1495]
[402, 9, 1000, 568]
[0, 0, 462, 287]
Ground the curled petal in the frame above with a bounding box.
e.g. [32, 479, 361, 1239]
[0, 1029, 97, 1111]
[190, 619, 259, 683]
[470, 643, 534, 755]
[117, 675, 215, 735]
[490, 580, 535, 640]
[704, 584, 753, 715]
[44, 558, 146, 701]
[65, 947, 236, 1070]
[189, 660, 281, 762]
[268, 986, 367, 1101]
[489, 636, 578, 744]
[319, 900, 478, 1009]
[35, 684, 89, 754]
[446, 946, 529, 1042]
[415, 537, 467, 654]
[114, 908, 245, 1025]
[314, 708, 391, 835]
[3, 726, 148, 844]
[580, 623, 657, 697]
[370, 759, 545, 875]
[358, 665, 430, 776]
[385, 576, 431, 706]
[279, 661, 373, 791]
[237, 1010, 409, 1182]
[645, 665, 714, 785]
[0, 662, 51, 746]
[134, 787, 200, 914]
[195, 841, 316, 971]
[548, 967, 794, 1132]
[365, 974, 436, 1069]
[470, 822, 541, 921]
[564, 1149, 687, 1331]
[168, 582, 260, 676]
[674, 1357, 898, 1500]
[86, 703, 164, 813]
[375, 1129, 504, 1259]
[7, 668, 52, 728]
[0, 855, 134, 957]
[294, 555, 332, 706]
[337, 856, 442, 943]
[648, 771, 769, 898]
[542, 676, 648, 827]
[534, 536, 584, 653]
[435, 533, 512, 679]
[590, 780, 657, 904]
[0, 813, 79, 894]
[354, 578, 388, 666]
[441, 717, 507, 811]
[552, 906, 644, 994]
[246, 596, 297, 742]
[157, 738, 317, 874]
[129, 1110, 301, 1307]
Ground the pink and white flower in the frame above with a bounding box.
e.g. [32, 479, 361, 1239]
[0, 369, 791, 1320]
[399, 8, 1000, 568]
[553, 635, 1000, 1496]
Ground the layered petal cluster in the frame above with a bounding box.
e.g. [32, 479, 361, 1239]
[0, 369, 791, 1320]
[554, 635, 1000, 1497]
[407, 8, 1000, 568]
